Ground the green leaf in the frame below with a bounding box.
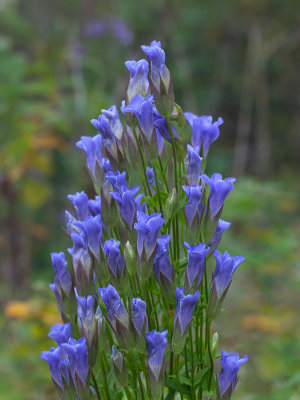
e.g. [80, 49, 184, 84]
[165, 378, 191, 395]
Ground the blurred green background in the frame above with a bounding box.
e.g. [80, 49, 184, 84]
[0, 0, 299, 399]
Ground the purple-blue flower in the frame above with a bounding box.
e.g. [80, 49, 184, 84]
[184, 242, 210, 292]
[74, 215, 102, 262]
[125, 59, 149, 101]
[185, 113, 223, 158]
[110, 185, 140, 229]
[41, 346, 70, 392]
[211, 250, 245, 300]
[208, 219, 231, 253]
[185, 144, 203, 185]
[106, 170, 128, 193]
[87, 195, 101, 216]
[98, 284, 128, 326]
[76, 135, 103, 178]
[103, 238, 125, 278]
[182, 185, 204, 229]
[61, 337, 89, 395]
[141, 41, 169, 92]
[101, 105, 123, 141]
[48, 323, 72, 347]
[218, 350, 248, 399]
[146, 329, 168, 380]
[146, 167, 156, 194]
[201, 173, 236, 221]
[132, 298, 148, 337]
[153, 234, 173, 290]
[51, 252, 73, 298]
[172, 287, 200, 353]
[124, 94, 155, 144]
[153, 110, 178, 142]
[134, 211, 165, 261]
[67, 191, 89, 221]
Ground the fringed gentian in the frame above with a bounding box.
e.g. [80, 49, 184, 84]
[125, 59, 149, 101]
[106, 170, 128, 193]
[185, 113, 223, 159]
[134, 211, 165, 281]
[141, 41, 174, 116]
[208, 250, 245, 320]
[111, 346, 128, 385]
[48, 323, 72, 348]
[50, 252, 75, 321]
[99, 284, 131, 348]
[103, 238, 126, 289]
[218, 351, 248, 400]
[184, 242, 210, 293]
[131, 298, 148, 353]
[67, 191, 89, 221]
[145, 329, 168, 400]
[76, 134, 103, 179]
[172, 287, 200, 354]
[201, 173, 236, 240]
[76, 294, 98, 366]
[185, 144, 203, 185]
[68, 232, 93, 297]
[101, 105, 123, 142]
[153, 234, 173, 298]
[110, 185, 140, 230]
[146, 167, 156, 194]
[208, 219, 231, 253]
[182, 185, 204, 235]
[61, 337, 90, 400]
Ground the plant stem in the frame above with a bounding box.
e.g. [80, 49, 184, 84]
[140, 354, 151, 399]
[205, 321, 214, 390]
[91, 370, 102, 400]
[100, 352, 112, 400]
[175, 354, 184, 400]
[152, 164, 163, 215]
[189, 326, 196, 400]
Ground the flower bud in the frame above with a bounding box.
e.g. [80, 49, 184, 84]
[131, 298, 148, 353]
[124, 240, 136, 277]
[111, 346, 128, 386]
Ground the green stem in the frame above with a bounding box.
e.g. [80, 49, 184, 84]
[175, 354, 184, 400]
[100, 352, 112, 400]
[165, 117, 178, 193]
[205, 321, 214, 391]
[152, 164, 163, 215]
[124, 386, 132, 400]
[91, 370, 102, 400]
[128, 353, 145, 400]
[157, 154, 169, 192]
[189, 326, 196, 400]
[140, 354, 151, 399]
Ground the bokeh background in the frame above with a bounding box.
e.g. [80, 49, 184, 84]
[0, 0, 299, 399]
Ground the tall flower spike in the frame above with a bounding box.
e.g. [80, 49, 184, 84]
[134, 211, 165, 281]
[185, 113, 223, 159]
[218, 351, 248, 400]
[201, 173, 236, 241]
[145, 329, 168, 400]
[141, 41, 174, 116]
[99, 284, 131, 348]
[125, 59, 149, 101]
[185, 144, 203, 186]
[208, 250, 245, 320]
[61, 337, 90, 400]
[184, 242, 210, 293]
[132, 298, 148, 353]
[172, 287, 200, 354]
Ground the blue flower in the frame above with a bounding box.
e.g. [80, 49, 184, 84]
[40, 346, 70, 392]
[101, 105, 123, 141]
[110, 185, 140, 229]
[125, 59, 149, 101]
[153, 235, 173, 291]
[184, 242, 210, 292]
[134, 211, 165, 261]
[132, 298, 148, 337]
[182, 185, 203, 229]
[76, 134, 103, 178]
[153, 109, 178, 142]
[74, 215, 102, 262]
[172, 287, 200, 353]
[145, 329, 168, 400]
[124, 94, 155, 144]
[185, 113, 223, 158]
[218, 350, 248, 399]
[48, 323, 72, 347]
[98, 284, 128, 326]
[51, 252, 73, 298]
[103, 238, 125, 278]
[185, 144, 203, 185]
[106, 170, 128, 193]
[208, 219, 231, 253]
[201, 173, 236, 221]
[68, 231, 93, 296]
[67, 191, 89, 221]
[211, 250, 245, 300]
[87, 195, 101, 216]
[146, 167, 156, 194]
[61, 337, 89, 395]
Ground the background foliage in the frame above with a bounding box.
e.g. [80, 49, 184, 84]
[0, 0, 299, 399]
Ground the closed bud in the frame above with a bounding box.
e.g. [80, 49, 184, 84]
[124, 241, 136, 277]
[111, 346, 128, 386]
[164, 188, 176, 221]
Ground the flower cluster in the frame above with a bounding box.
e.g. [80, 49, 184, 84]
[42, 40, 248, 400]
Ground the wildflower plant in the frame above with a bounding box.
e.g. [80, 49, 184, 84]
[41, 40, 248, 400]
